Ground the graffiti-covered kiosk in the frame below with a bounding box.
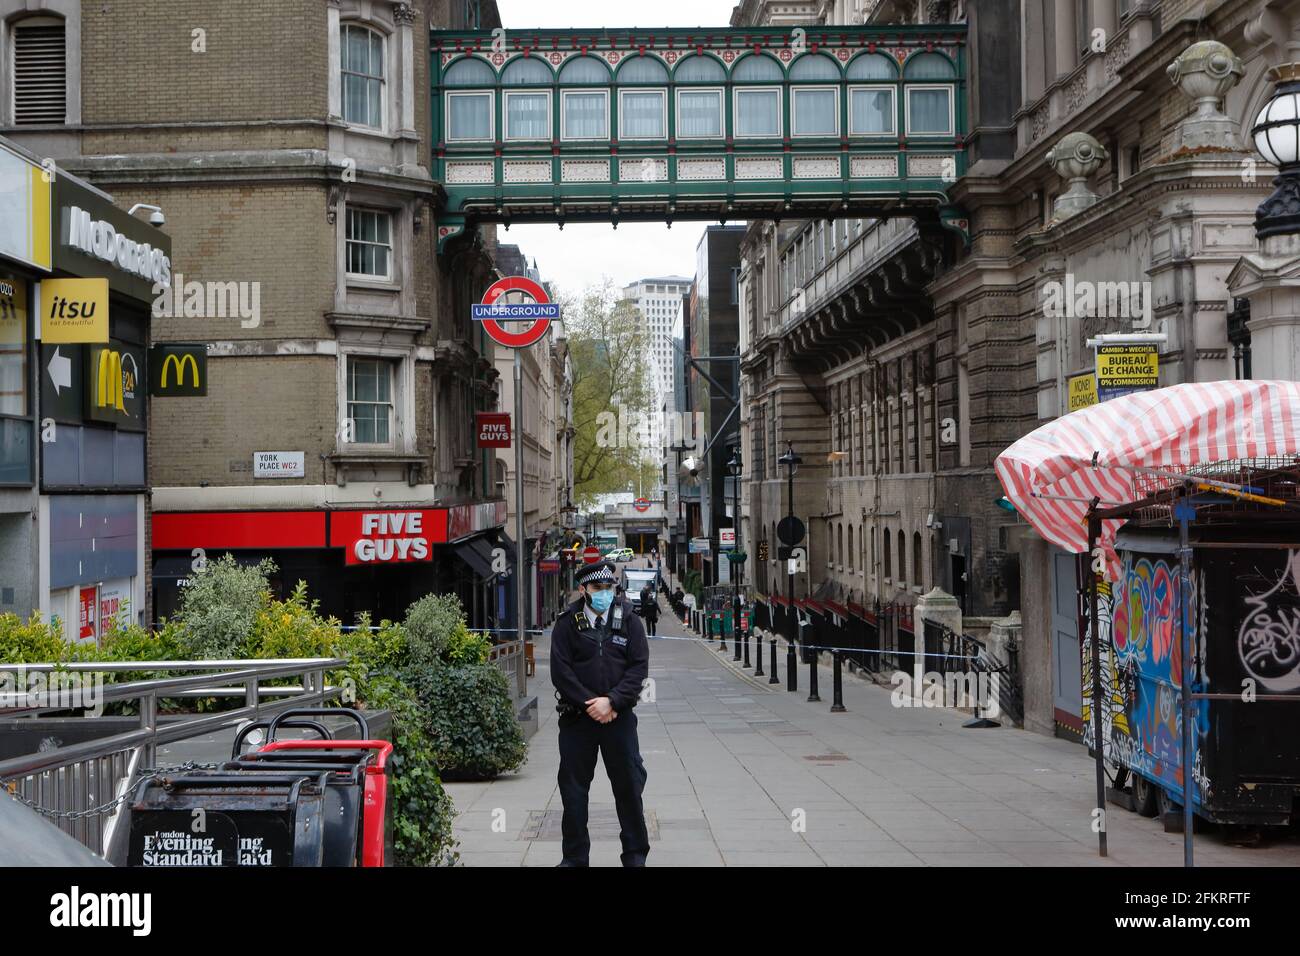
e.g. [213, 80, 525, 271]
[997, 381, 1300, 867]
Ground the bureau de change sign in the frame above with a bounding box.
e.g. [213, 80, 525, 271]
[1096, 344, 1158, 402]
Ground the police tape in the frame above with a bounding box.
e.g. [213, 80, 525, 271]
[631, 631, 982, 660]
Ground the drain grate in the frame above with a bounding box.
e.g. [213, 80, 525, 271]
[802, 754, 850, 762]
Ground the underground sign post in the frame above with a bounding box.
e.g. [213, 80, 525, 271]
[475, 276, 554, 698]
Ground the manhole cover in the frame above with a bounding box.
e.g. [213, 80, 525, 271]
[519, 809, 660, 841]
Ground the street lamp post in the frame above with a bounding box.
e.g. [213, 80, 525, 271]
[670, 439, 694, 588]
[726, 446, 746, 666]
[1252, 64, 1300, 238]
[777, 442, 802, 693]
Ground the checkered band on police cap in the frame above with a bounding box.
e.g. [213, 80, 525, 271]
[575, 560, 617, 585]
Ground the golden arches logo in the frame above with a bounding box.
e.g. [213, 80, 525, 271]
[96, 349, 125, 412]
[160, 352, 200, 388]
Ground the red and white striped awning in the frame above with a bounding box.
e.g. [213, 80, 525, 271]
[995, 381, 1300, 571]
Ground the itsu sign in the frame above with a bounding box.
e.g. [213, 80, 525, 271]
[476, 412, 511, 448]
[330, 509, 449, 566]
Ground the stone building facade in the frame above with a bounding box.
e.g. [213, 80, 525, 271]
[735, 0, 1300, 739]
[1, 0, 517, 626]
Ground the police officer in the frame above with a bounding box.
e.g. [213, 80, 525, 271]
[550, 559, 650, 867]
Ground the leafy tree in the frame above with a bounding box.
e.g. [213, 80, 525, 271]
[565, 281, 657, 505]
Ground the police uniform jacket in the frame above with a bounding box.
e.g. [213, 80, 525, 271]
[550, 596, 650, 714]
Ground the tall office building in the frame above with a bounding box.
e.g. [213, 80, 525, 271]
[621, 275, 692, 462]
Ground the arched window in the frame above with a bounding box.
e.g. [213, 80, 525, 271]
[903, 53, 955, 136]
[502, 56, 551, 84]
[733, 54, 782, 138]
[675, 54, 725, 83]
[618, 56, 668, 139]
[559, 55, 609, 140]
[342, 23, 386, 128]
[790, 54, 839, 137]
[837, 523, 844, 567]
[444, 56, 493, 141]
[882, 528, 892, 580]
[502, 56, 552, 140]
[897, 532, 906, 586]
[847, 53, 896, 137]
[675, 55, 725, 138]
[444, 55, 495, 85]
[903, 53, 957, 80]
[847, 525, 854, 573]
[847, 53, 898, 81]
[913, 532, 923, 589]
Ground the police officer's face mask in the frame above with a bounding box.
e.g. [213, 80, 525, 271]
[587, 586, 614, 614]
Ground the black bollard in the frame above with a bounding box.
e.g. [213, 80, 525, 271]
[740, 621, 750, 666]
[718, 613, 726, 652]
[831, 650, 846, 713]
[787, 639, 797, 692]
[754, 629, 764, 677]
[769, 636, 780, 684]
[732, 614, 742, 662]
[807, 644, 821, 702]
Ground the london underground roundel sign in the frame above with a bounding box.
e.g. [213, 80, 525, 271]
[476, 275, 553, 349]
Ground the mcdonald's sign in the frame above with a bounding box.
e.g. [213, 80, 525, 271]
[85, 340, 144, 428]
[96, 348, 125, 412]
[149, 344, 207, 396]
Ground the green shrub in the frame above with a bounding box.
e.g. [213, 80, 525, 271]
[403, 592, 468, 669]
[361, 671, 459, 867]
[100, 616, 184, 663]
[409, 662, 527, 779]
[443, 620, 490, 666]
[174, 555, 276, 659]
[0, 613, 86, 663]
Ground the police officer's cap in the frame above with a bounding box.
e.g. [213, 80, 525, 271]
[575, 560, 617, 586]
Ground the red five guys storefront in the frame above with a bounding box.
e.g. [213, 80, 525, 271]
[152, 500, 511, 627]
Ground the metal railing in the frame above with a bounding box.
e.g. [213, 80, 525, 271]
[0, 658, 345, 860]
[921, 620, 1024, 725]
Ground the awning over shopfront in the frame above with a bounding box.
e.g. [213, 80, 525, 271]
[454, 537, 498, 579]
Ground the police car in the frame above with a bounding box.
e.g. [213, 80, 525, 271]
[605, 547, 634, 563]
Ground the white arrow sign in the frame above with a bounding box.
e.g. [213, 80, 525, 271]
[47, 347, 71, 396]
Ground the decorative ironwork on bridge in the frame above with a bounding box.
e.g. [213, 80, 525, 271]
[430, 25, 969, 253]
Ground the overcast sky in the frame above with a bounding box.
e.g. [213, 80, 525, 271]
[491, 0, 740, 298]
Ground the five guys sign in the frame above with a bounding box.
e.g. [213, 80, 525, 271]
[476, 412, 512, 448]
[330, 509, 449, 566]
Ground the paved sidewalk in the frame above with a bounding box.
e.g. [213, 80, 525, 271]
[445, 584, 1300, 867]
